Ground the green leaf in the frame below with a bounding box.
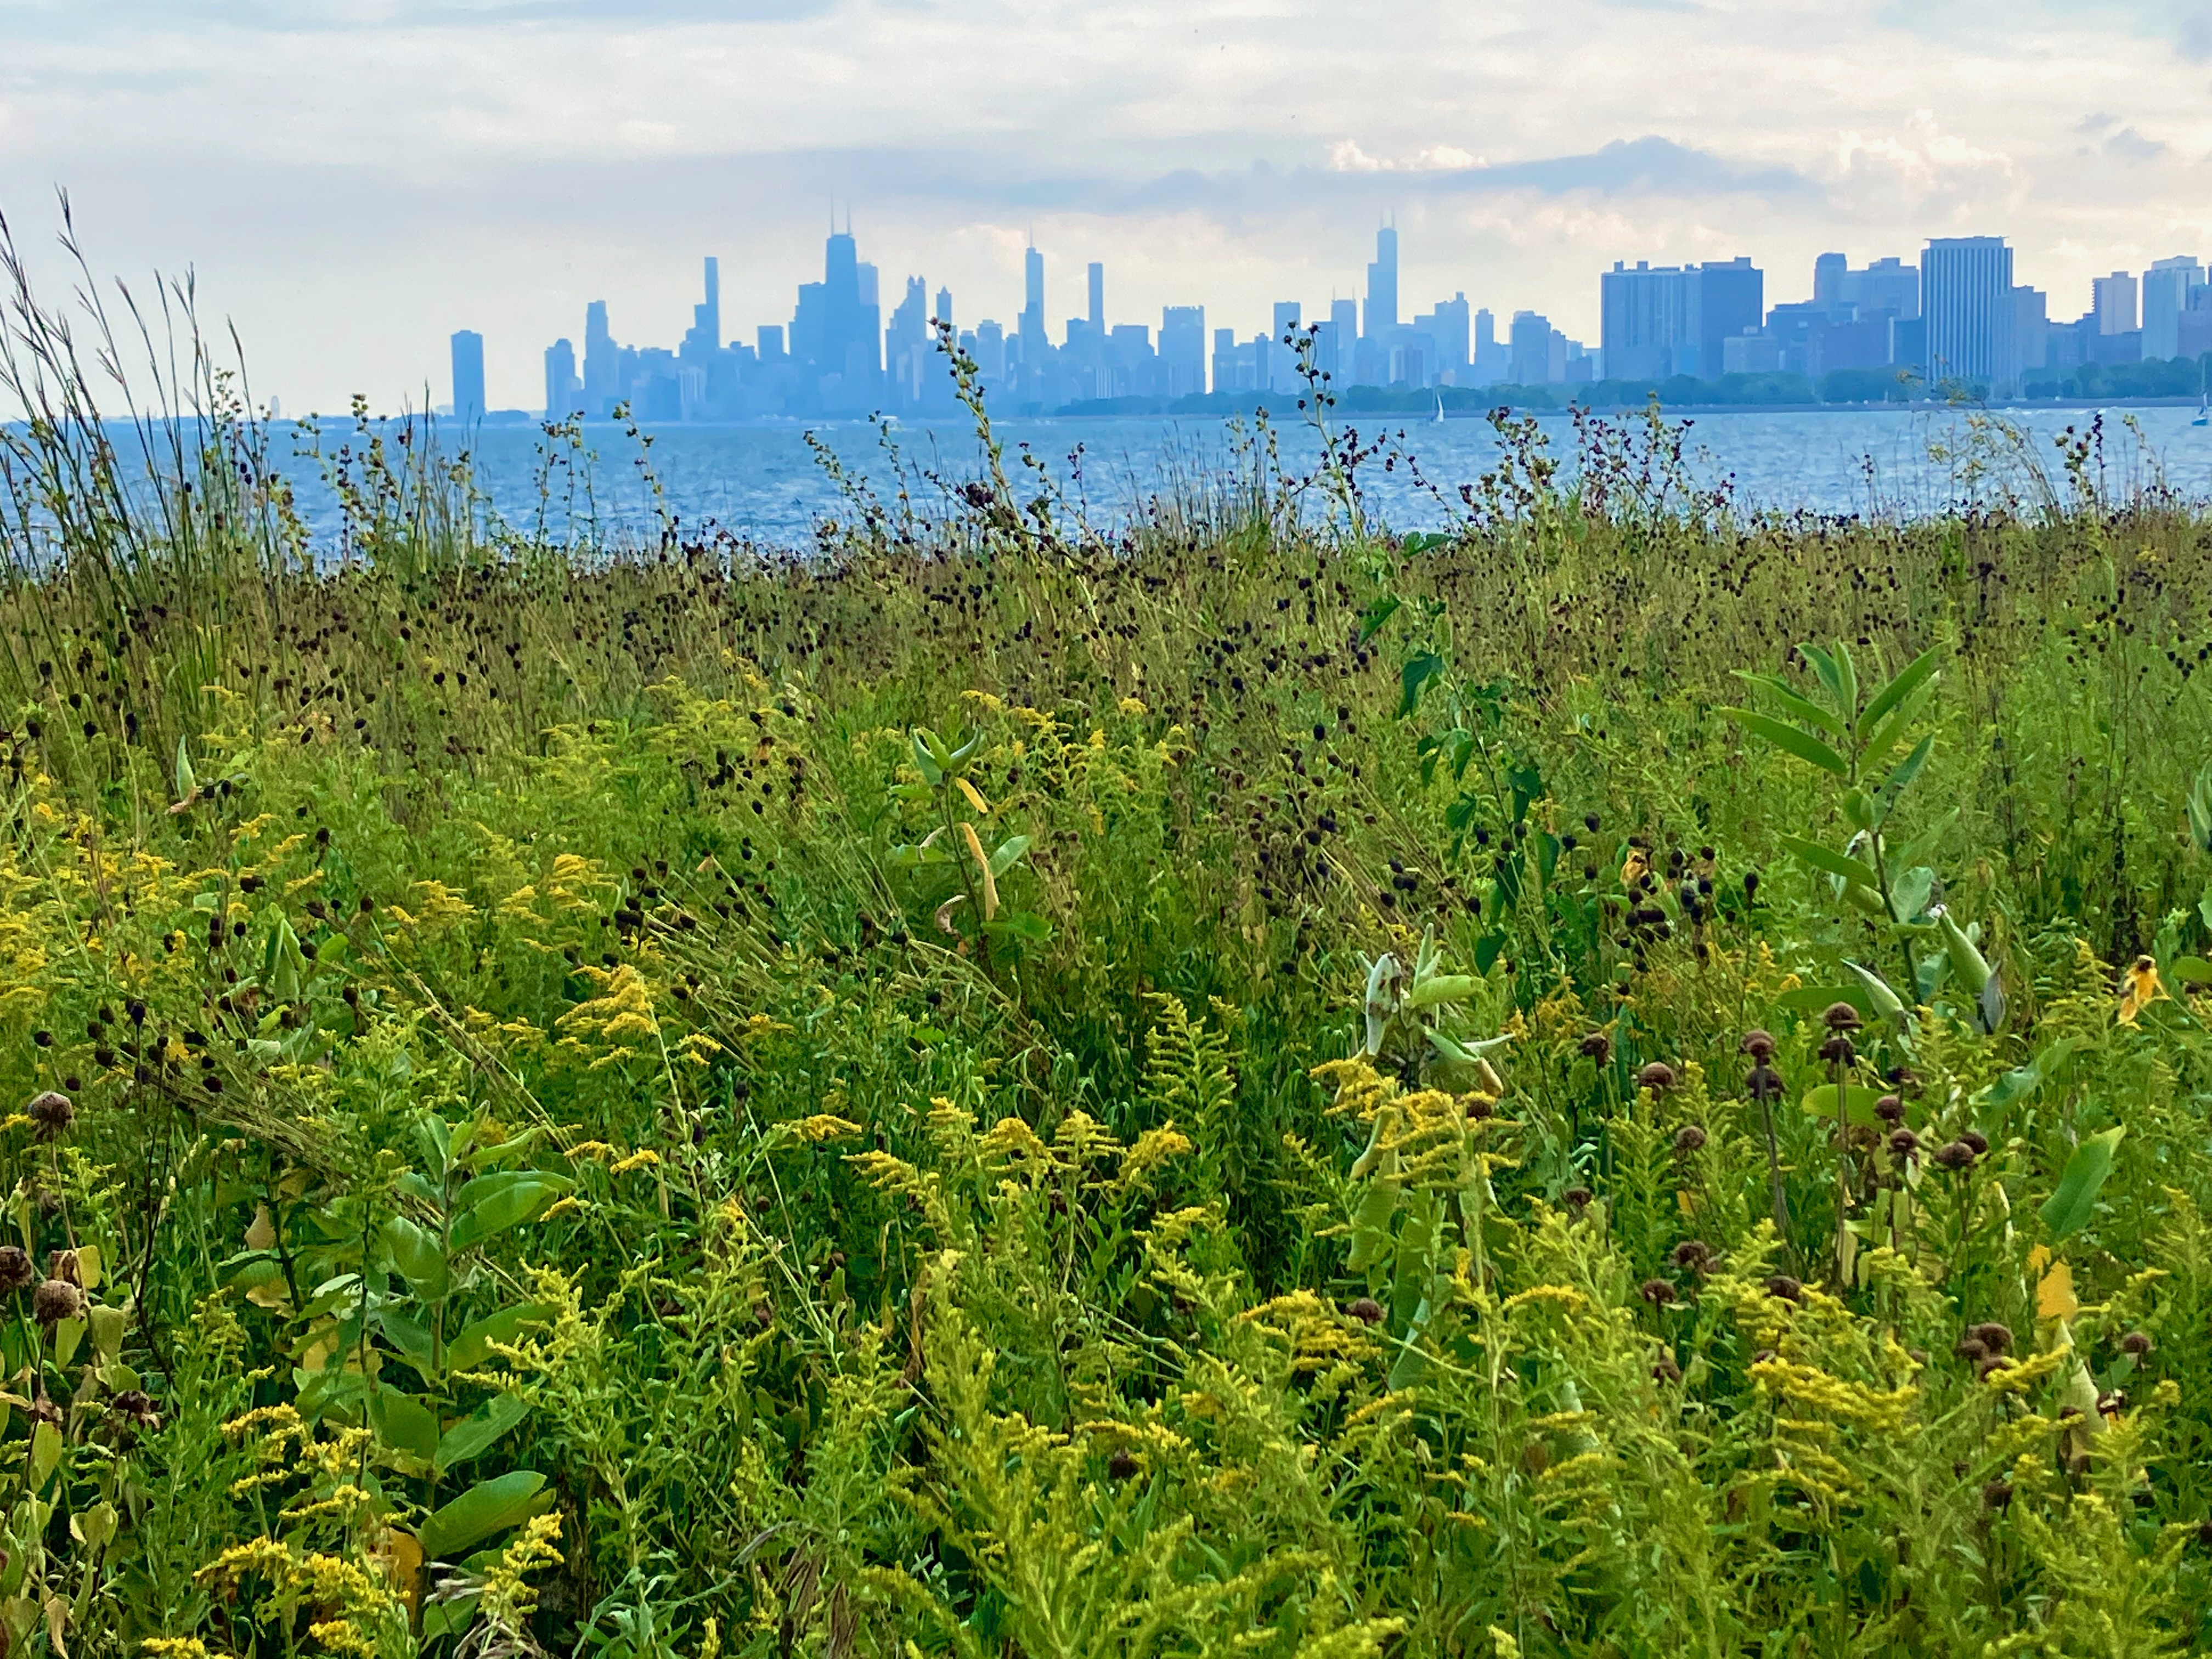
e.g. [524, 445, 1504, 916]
[2170, 956, 2212, 987]
[1721, 710, 1848, 777]
[419, 1471, 549, 1562]
[1877, 733, 1934, 809]
[1856, 644, 1942, 740]
[448, 1171, 573, 1251]
[986, 834, 1031, 878]
[2041, 1126, 2125, 1242]
[1801, 1084, 1886, 1129]
[1778, 834, 1881, 891]
[1405, 973, 1479, 1009]
[435, 1392, 532, 1475]
[383, 1216, 449, 1302]
[1860, 672, 1940, 768]
[1356, 594, 1402, 645]
[980, 909, 1052, 943]
[1798, 643, 1846, 712]
[909, 730, 944, 787]
[369, 1387, 442, 1464]
[1889, 866, 1936, 923]
[1733, 672, 1844, 738]
[2185, 760, 2212, 854]
[446, 1303, 552, 1373]
[1842, 960, 1908, 1020]
[174, 736, 197, 800]
[1398, 651, 1445, 719]
[29, 1419, 61, 1489]
[1776, 984, 1872, 1018]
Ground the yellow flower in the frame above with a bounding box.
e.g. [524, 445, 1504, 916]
[2118, 956, 2166, 1025]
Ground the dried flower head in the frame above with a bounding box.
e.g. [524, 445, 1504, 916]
[1672, 1124, 1708, 1155]
[1822, 1001, 1862, 1032]
[1637, 1060, 1677, 1093]
[1739, 1028, 1777, 1061]
[31, 1278, 81, 1326]
[0, 1246, 31, 1294]
[1344, 1296, 1384, 1326]
[25, 1090, 72, 1139]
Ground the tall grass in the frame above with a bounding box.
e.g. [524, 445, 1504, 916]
[0, 234, 2208, 1657]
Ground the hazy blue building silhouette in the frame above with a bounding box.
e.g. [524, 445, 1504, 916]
[450, 330, 486, 421]
[583, 302, 618, 414]
[1601, 262, 1694, 380]
[1087, 262, 1105, 332]
[544, 337, 579, 418]
[1160, 306, 1206, 396]
[1922, 236, 2013, 388]
[1364, 225, 1398, 338]
[1693, 258, 1762, 379]
[792, 225, 883, 408]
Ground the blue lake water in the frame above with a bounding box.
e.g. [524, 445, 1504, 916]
[90, 403, 2212, 551]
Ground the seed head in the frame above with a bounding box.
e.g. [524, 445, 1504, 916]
[1738, 1028, 1777, 1061]
[1817, 1032, 1857, 1064]
[1875, 1094, 1905, 1124]
[1822, 1001, 1862, 1032]
[31, 1279, 81, 1325]
[1745, 1063, 1783, 1102]
[1671, 1239, 1711, 1269]
[2120, 1330, 2153, 1356]
[1764, 1274, 1803, 1302]
[1637, 1061, 1676, 1094]
[1982, 1479, 2013, 1509]
[1107, 1448, 1138, 1481]
[1932, 1140, 1977, 1170]
[1639, 1277, 1677, 1306]
[1673, 1124, 1707, 1155]
[1578, 1031, 1612, 1062]
[1887, 1127, 1920, 1158]
[25, 1090, 72, 1140]
[1562, 1186, 1593, 1211]
[1345, 1296, 1384, 1325]
[0, 1246, 31, 1294]
[1959, 1130, 1990, 1156]
[1971, 1321, 2014, 1354]
[1650, 1353, 1682, 1383]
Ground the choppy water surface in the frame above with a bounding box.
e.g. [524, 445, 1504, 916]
[180, 404, 2212, 549]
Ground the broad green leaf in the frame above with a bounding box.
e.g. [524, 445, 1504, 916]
[2186, 760, 2212, 854]
[383, 1216, 449, 1301]
[909, 730, 944, 787]
[1842, 960, 1907, 1020]
[1398, 651, 1444, 719]
[1356, 594, 1402, 644]
[1801, 1084, 1886, 1129]
[448, 1171, 573, 1251]
[435, 1392, 532, 1475]
[1722, 710, 1849, 777]
[1877, 733, 1934, 808]
[1831, 640, 1860, 721]
[1798, 643, 1846, 712]
[419, 1470, 549, 1562]
[1406, 973, 1479, 1009]
[1776, 984, 1871, 1018]
[986, 834, 1031, 878]
[447, 1303, 552, 1373]
[2170, 956, 2212, 987]
[1860, 672, 1940, 767]
[173, 736, 197, 800]
[1857, 644, 1942, 739]
[2041, 1126, 2125, 1241]
[369, 1387, 441, 1464]
[1888, 866, 1936, 923]
[1778, 834, 1881, 891]
[1732, 671, 1843, 737]
[30, 1419, 61, 1489]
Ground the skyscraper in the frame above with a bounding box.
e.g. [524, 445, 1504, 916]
[1365, 225, 1398, 338]
[1692, 258, 1763, 379]
[583, 301, 617, 413]
[1600, 262, 1694, 380]
[696, 257, 721, 350]
[543, 337, 579, 419]
[1813, 252, 1848, 309]
[2092, 270, 2139, 336]
[2141, 257, 2202, 359]
[1922, 236, 2015, 387]
[1087, 262, 1105, 332]
[791, 225, 883, 403]
[1020, 244, 1047, 356]
[450, 330, 486, 422]
[1160, 305, 1206, 397]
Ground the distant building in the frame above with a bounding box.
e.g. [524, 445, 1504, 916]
[1413, 292, 1471, 381]
[1723, 329, 1781, 375]
[2093, 270, 2139, 336]
[1160, 306, 1206, 397]
[2011, 286, 2048, 382]
[2142, 257, 2203, 360]
[1601, 257, 1759, 380]
[543, 337, 579, 418]
[1364, 226, 1398, 339]
[1087, 263, 1105, 334]
[450, 330, 486, 423]
[1508, 311, 1554, 385]
[1922, 237, 2014, 388]
[2178, 286, 2212, 362]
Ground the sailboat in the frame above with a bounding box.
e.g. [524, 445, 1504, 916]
[2194, 359, 2209, 427]
[1433, 392, 1446, 424]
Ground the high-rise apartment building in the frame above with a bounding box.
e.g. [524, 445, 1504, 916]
[1922, 236, 2015, 387]
[583, 301, 617, 411]
[1601, 262, 1694, 380]
[1364, 226, 1398, 339]
[1087, 262, 1105, 333]
[450, 330, 486, 422]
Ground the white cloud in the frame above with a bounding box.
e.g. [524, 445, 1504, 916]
[4, 0, 2212, 408]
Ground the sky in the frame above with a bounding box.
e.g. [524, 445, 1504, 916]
[4, 0, 2212, 411]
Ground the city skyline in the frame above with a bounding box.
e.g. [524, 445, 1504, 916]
[8, 3, 2212, 412]
[470, 220, 2212, 425]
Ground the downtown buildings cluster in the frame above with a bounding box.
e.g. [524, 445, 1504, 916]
[441, 226, 2212, 424]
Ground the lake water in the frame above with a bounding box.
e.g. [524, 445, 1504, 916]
[140, 403, 2212, 550]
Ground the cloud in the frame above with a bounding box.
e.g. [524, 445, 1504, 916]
[2183, 8, 2212, 61]
[2104, 126, 2168, 160]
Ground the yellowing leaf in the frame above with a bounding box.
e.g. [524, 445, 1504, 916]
[958, 822, 999, 921]
[955, 777, 991, 815]
[245, 1205, 276, 1251]
[2037, 1259, 2079, 1322]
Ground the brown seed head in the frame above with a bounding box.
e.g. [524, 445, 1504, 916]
[25, 1090, 72, 1139]
[1637, 1061, 1677, 1093]
[2120, 1330, 2153, 1356]
[1933, 1140, 1977, 1170]
[1822, 1001, 1863, 1031]
[1738, 1028, 1777, 1061]
[1345, 1296, 1385, 1326]
[1764, 1274, 1803, 1302]
[31, 1279, 81, 1326]
[1639, 1277, 1677, 1306]
[1673, 1124, 1707, 1155]
[0, 1246, 30, 1294]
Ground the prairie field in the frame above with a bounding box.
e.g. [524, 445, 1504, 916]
[3, 276, 2212, 1657]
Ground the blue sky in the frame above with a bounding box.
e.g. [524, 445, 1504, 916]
[4, 0, 2210, 409]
